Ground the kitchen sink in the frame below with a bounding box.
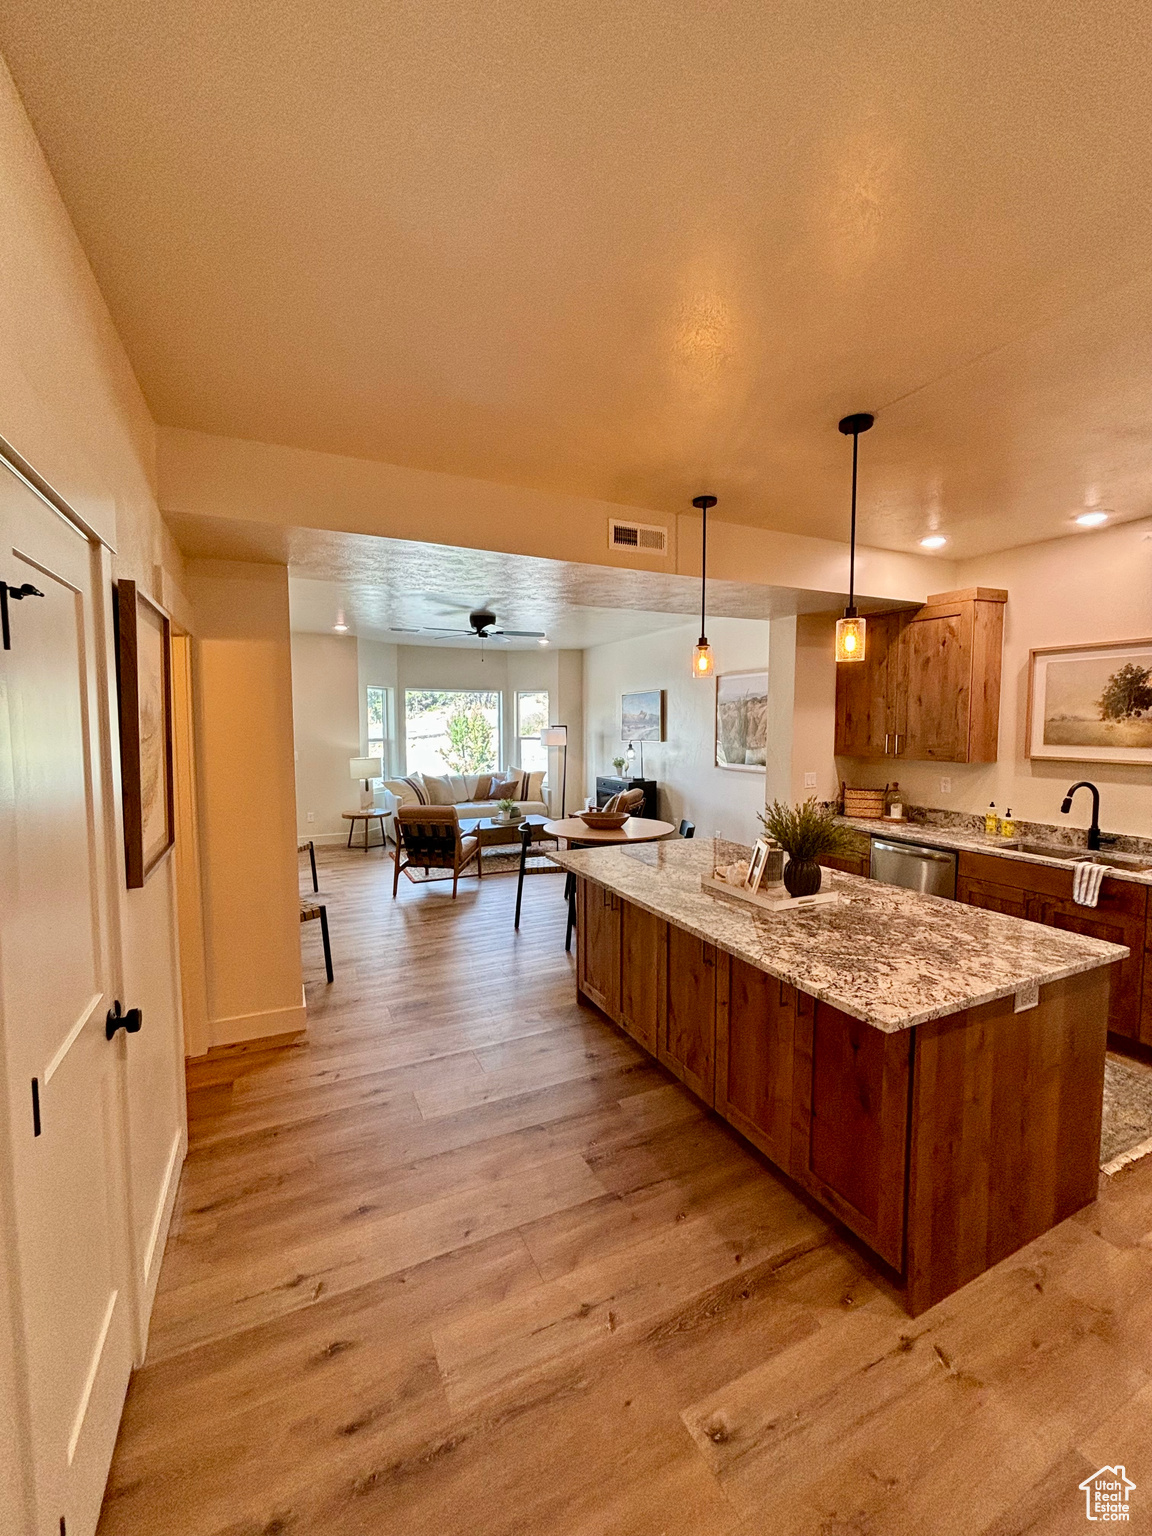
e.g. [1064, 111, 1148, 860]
[1017, 841, 1152, 872]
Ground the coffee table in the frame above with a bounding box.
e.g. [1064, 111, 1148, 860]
[459, 813, 557, 852]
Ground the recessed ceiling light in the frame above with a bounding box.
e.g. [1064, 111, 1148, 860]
[919, 534, 948, 549]
[1075, 510, 1109, 527]
[538, 637, 549, 646]
[333, 610, 349, 632]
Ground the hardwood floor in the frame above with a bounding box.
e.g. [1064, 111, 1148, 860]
[98, 846, 1152, 1535]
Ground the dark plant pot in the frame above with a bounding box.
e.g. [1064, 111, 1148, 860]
[783, 856, 822, 897]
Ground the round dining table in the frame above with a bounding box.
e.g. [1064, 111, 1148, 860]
[542, 816, 678, 949]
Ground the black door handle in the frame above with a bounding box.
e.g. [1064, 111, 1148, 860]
[106, 1000, 143, 1040]
[0, 581, 45, 650]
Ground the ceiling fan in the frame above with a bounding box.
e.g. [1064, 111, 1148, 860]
[389, 606, 546, 642]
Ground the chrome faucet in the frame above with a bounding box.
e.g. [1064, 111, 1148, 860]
[1061, 781, 1105, 850]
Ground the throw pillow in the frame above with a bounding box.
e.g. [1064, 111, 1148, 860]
[421, 773, 456, 806]
[396, 775, 428, 806]
[525, 770, 546, 803]
[489, 777, 520, 801]
[473, 774, 494, 801]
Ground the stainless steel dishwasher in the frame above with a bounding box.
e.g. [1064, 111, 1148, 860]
[870, 837, 958, 899]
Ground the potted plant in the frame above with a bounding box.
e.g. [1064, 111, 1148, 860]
[758, 797, 850, 897]
[612, 755, 627, 775]
[496, 796, 523, 825]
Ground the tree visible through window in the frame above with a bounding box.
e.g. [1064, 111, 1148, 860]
[405, 690, 501, 775]
[366, 685, 390, 774]
[517, 691, 549, 772]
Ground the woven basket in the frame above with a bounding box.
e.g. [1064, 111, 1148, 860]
[842, 787, 888, 819]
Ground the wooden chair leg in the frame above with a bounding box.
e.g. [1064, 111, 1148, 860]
[452, 859, 460, 898]
[393, 849, 403, 896]
[318, 905, 333, 983]
[308, 840, 318, 892]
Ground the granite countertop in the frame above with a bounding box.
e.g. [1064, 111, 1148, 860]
[840, 817, 1152, 886]
[549, 839, 1127, 1034]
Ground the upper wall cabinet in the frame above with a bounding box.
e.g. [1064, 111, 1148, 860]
[835, 588, 1007, 763]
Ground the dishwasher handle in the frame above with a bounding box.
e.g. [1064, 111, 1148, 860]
[871, 839, 955, 862]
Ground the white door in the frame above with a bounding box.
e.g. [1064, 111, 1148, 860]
[0, 467, 135, 1536]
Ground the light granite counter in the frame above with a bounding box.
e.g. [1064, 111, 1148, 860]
[549, 838, 1127, 1033]
[841, 816, 1152, 886]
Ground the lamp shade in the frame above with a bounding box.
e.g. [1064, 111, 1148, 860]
[834, 615, 867, 663]
[349, 756, 382, 780]
[540, 726, 568, 747]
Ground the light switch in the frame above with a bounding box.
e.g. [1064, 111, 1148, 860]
[940, 777, 952, 794]
[306, 811, 315, 822]
[804, 772, 817, 788]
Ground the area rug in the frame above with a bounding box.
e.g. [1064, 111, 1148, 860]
[402, 848, 563, 883]
[1100, 1054, 1152, 1173]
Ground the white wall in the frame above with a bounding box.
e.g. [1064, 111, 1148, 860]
[292, 633, 361, 839]
[837, 519, 1152, 836]
[583, 617, 772, 841]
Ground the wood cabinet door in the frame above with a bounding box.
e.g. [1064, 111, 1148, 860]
[955, 874, 1030, 919]
[577, 878, 621, 1022]
[620, 901, 664, 1054]
[1026, 895, 1144, 1040]
[791, 995, 911, 1270]
[834, 611, 903, 757]
[897, 600, 972, 761]
[660, 924, 717, 1104]
[716, 960, 795, 1170]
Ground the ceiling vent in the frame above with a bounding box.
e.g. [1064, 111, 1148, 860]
[608, 518, 668, 555]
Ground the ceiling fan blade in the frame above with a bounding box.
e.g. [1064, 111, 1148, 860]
[494, 629, 547, 639]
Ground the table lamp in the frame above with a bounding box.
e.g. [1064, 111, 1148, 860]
[349, 755, 382, 809]
[540, 726, 568, 817]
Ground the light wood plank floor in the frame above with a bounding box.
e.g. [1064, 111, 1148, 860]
[98, 846, 1152, 1536]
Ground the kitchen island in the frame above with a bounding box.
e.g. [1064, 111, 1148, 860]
[549, 838, 1128, 1313]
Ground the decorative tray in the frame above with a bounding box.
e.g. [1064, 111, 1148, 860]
[700, 875, 840, 913]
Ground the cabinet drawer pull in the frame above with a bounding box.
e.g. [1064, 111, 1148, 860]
[884, 732, 890, 754]
[894, 733, 902, 755]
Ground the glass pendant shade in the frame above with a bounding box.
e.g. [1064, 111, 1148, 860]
[835, 613, 867, 663]
[692, 639, 715, 678]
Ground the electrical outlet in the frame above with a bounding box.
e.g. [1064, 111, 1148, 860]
[804, 772, 817, 788]
[940, 778, 952, 794]
[306, 811, 315, 822]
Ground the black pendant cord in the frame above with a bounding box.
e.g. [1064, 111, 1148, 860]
[691, 494, 717, 643]
[700, 502, 707, 641]
[837, 413, 873, 618]
[848, 429, 858, 614]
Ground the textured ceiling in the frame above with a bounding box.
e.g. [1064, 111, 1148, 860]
[5, 0, 1152, 555]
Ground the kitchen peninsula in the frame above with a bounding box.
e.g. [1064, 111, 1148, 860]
[551, 838, 1128, 1313]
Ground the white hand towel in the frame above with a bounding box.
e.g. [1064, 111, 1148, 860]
[1072, 860, 1105, 908]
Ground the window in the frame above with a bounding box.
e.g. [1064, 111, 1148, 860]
[366, 685, 392, 775]
[517, 691, 549, 772]
[404, 690, 501, 775]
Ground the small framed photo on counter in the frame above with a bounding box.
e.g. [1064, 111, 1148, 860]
[745, 836, 771, 894]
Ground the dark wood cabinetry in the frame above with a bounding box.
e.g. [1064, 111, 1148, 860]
[574, 878, 1112, 1313]
[576, 879, 621, 1020]
[957, 851, 1147, 1041]
[660, 925, 718, 1103]
[835, 587, 1006, 763]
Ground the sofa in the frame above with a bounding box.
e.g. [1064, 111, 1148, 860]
[382, 769, 549, 823]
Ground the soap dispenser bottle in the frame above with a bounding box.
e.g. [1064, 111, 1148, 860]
[984, 802, 999, 836]
[1000, 808, 1015, 838]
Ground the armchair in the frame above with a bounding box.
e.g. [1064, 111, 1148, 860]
[393, 805, 482, 898]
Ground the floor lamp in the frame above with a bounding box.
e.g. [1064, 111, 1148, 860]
[540, 726, 568, 817]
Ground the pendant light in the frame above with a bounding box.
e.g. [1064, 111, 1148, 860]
[691, 494, 717, 678]
[835, 412, 874, 663]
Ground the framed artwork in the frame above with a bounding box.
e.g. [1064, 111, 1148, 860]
[621, 689, 665, 742]
[716, 669, 768, 770]
[115, 579, 175, 886]
[1026, 639, 1152, 765]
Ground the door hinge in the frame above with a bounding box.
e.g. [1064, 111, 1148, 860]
[0, 580, 45, 650]
[31, 1078, 40, 1137]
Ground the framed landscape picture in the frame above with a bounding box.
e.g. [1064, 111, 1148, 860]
[115, 579, 175, 886]
[1027, 639, 1152, 764]
[716, 669, 768, 770]
[621, 689, 665, 742]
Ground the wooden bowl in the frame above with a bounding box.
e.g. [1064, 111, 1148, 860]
[578, 810, 630, 830]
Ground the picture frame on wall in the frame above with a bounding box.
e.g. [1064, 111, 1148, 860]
[115, 579, 175, 887]
[621, 688, 665, 742]
[1026, 638, 1152, 765]
[715, 669, 768, 771]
